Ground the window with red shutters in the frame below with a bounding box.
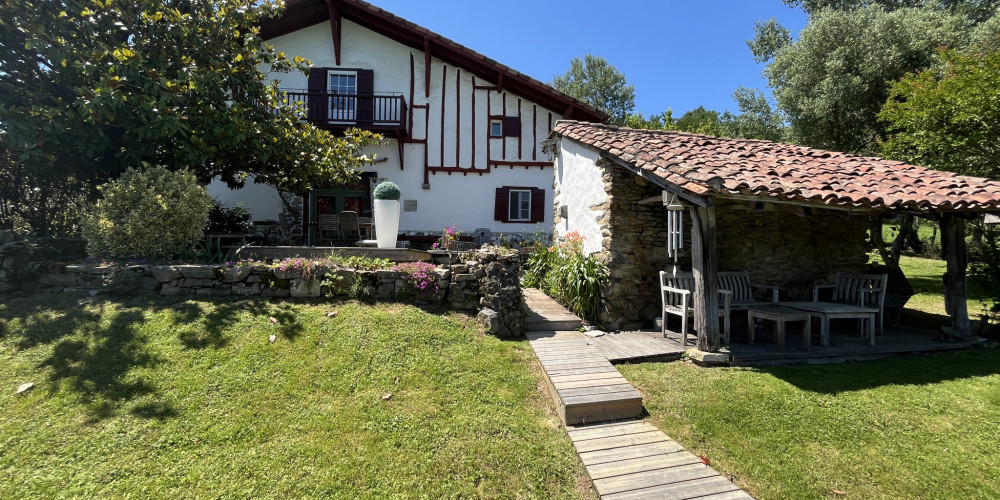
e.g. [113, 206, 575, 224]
[494, 186, 545, 223]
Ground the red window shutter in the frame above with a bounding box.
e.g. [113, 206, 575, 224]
[356, 69, 374, 124]
[307, 68, 327, 121]
[503, 116, 521, 137]
[530, 188, 545, 223]
[495, 187, 510, 222]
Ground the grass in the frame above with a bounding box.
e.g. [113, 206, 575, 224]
[619, 351, 1000, 499]
[0, 295, 593, 499]
[616, 255, 1000, 499]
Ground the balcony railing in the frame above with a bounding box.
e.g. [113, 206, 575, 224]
[281, 89, 407, 133]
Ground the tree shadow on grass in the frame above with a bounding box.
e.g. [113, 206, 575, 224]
[38, 304, 169, 423]
[763, 348, 1000, 394]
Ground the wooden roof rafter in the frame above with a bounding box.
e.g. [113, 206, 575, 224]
[323, 0, 341, 65]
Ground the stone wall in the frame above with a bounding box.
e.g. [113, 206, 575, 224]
[715, 199, 870, 297]
[598, 161, 674, 329]
[588, 164, 871, 328]
[0, 236, 524, 337]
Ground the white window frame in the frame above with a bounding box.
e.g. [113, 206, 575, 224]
[328, 70, 358, 122]
[509, 189, 531, 222]
[489, 120, 503, 137]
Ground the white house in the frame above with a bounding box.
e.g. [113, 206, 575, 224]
[209, 0, 605, 246]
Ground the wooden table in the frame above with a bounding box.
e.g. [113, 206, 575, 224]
[779, 301, 878, 346]
[748, 305, 813, 351]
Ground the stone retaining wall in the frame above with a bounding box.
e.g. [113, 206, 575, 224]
[0, 233, 524, 338]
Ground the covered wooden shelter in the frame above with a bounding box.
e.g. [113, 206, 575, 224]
[548, 121, 1000, 353]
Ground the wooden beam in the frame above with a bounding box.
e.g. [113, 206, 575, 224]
[690, 205, 721, 352]
[564, 104, 575, 120]
[323, 0, 341, 65]
[717, 194, 877, 214]
[940, 214, 971, 338]
[497, 71, 504, 92]
[423, 37, 431, 98]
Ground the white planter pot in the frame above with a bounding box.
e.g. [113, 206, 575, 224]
[374, 199, 400, 249]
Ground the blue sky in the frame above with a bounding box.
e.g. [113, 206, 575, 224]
[370, 0, 809, 118]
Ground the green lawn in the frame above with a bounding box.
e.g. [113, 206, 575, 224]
[619, 351, 1000, 499]
[616, 255, 1000, 499]
[0, 295, 592, 499]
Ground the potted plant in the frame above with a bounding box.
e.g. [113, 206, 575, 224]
[373, 181, 401, 249]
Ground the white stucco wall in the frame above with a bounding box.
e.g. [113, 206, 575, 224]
[212, 18, 566, 237]
[207, 178, 285, 221]
[553, 139, 606, 255]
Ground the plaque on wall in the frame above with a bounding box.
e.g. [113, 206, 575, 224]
[403, 200, 418, 212]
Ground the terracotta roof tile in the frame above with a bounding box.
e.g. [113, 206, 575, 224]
[553, 121, 1000, 212]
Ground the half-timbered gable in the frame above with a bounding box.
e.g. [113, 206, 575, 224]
[210, 0, 605, 245]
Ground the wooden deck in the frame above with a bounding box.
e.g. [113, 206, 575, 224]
[569, 420, 753, 500]
[587, 331, 686, 363]
[528, 330, 644, 425]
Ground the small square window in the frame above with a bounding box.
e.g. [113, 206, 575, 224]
[490, 120, 503, 137]
[509, 190, 531, 222]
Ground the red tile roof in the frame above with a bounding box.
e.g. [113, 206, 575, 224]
[553, 121, 1000, 212]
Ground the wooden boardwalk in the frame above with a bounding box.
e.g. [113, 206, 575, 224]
[569, 420, 753, 500]
[528, 330, 643, 425]
[522, 288, 753, 499]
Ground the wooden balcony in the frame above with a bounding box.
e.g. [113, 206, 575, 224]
[281, 89, 407, 137]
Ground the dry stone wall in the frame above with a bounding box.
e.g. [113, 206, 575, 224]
[0, 233, 524, 337]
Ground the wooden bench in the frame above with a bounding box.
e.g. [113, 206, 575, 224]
[812, 272, 888, 336]
[717, 271, 779, 311]
[659, 271, 731, 346]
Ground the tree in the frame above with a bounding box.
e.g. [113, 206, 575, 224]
[551, 55, 636, 126]
[752, 6, 973, 153]
[781, 0, 1000, 23]
[675, 107, 722, 135]
[880, 47, 1000, 179]
[718, 87, 788, 142]
[0, 0, 383, 235]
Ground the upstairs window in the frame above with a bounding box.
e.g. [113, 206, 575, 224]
[489, 116, 521, 137]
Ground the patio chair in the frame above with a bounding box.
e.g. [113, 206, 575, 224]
[717, 271, 779, 311]
[338, 211, 362, 245]
[660, 271, 731, 347]
[317, 213, 339, 246]
[813, 272, 888, 336]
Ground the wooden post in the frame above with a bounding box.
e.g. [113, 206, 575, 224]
[690, 204, 721, 352]
[940, 214, 971, 338]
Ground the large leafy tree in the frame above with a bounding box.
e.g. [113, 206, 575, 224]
[880, 47, 1000, 179]
[0, 0, 382, 234]
[551, 54, 636, 126]
[750, 6, 973, 153]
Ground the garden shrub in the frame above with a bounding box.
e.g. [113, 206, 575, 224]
[393, 261, 440, 298]
[80, 165, 212, 261]
[205, 200, 252, 234]
[523, 232, 607, 324]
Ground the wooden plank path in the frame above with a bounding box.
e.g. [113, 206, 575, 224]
[568, 420, 753, 499]
[522, 288, 753, 499]
[528, 330, 644, 425]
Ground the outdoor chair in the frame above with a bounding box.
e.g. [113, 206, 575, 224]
[717, 271, 779, 311]
[813, 272, 888, 336]
[317, 213, 339, 246]
[660, 271, 731, 347]
[338, 211, 363, 245]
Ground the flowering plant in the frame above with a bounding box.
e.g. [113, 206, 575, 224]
[443, 223, 460, 242]
[393, 261, 440, 297]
